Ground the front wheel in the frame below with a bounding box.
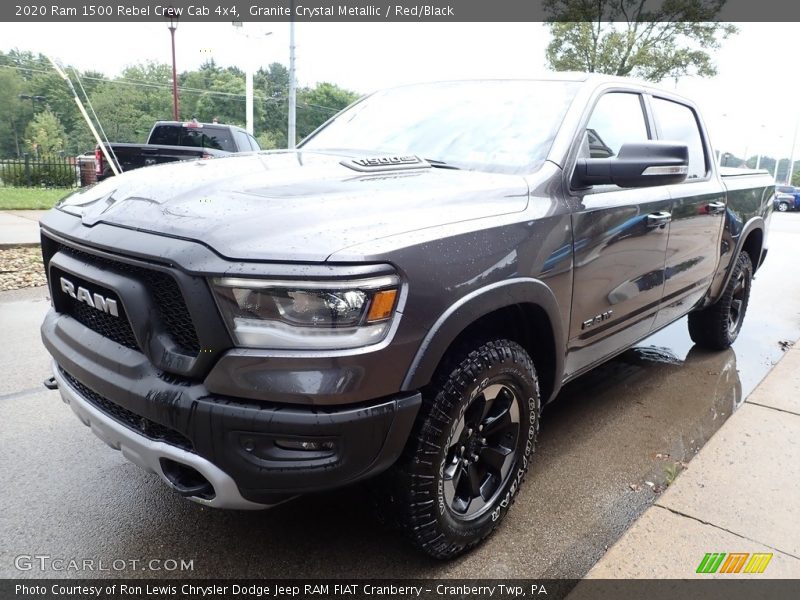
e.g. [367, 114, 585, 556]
[688, 251, 753, 350]
[374, 339, 540, 559]
[778, 202, 790, 212]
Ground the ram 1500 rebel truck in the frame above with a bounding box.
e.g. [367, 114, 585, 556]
[40, 75, 773, 559]
[94, 120, 260, 181]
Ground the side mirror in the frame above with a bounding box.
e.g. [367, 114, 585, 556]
[573, 141, 689, 188]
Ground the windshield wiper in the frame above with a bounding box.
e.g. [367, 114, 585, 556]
[424, 158, 461, 170]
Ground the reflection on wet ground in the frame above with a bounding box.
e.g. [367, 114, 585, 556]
[548, 342, 742, 493]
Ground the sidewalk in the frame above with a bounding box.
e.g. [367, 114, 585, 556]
[577, 343, 800, 580]
[0, 210, 48, 248]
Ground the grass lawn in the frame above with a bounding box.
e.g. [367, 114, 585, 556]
[0, 187, 73, 210]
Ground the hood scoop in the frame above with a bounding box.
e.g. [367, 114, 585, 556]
[340, 155, 430, 172]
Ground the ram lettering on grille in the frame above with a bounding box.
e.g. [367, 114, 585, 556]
[59, 276, 119, 318]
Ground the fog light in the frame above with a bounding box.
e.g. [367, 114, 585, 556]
[275, 439, 335, 452]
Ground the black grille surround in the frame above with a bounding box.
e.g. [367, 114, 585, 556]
[49, 243, 201, 356]
[60, 368, 194, 453]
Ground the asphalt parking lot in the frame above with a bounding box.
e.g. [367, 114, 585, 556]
[1, 213, 799, 580]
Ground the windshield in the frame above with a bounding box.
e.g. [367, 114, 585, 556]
[301, 80, 580, 174]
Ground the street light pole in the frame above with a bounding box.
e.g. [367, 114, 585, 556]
[787, 114, 799, 185]
[755, 124, 766, 170]
[166, 7, 180, 121]
[19, 94, 47, 115]
[233, 23, 272, 135]
[772, 135, 785, 180]
[288, 0, 297, 149]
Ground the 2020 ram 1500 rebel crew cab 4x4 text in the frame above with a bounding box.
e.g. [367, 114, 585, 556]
[40, 75, 773, 559]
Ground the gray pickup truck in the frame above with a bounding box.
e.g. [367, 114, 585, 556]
[40, 75, 773, 559]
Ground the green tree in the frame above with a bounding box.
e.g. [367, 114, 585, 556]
[181, 62, 261, 127]
[25, 109, 67, 154]
[296, 82, 359, 141]
[1, 49, 360, 156]
[254, 62, 291, 147]
[255, 131, 281, 150]
[0, 68, 27, 157]
[544, 0, 738, 82]
[86, 63, 173, 143]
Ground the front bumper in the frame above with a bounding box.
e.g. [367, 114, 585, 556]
[44, 311, 422, 507]
[52, 362, 266, 510]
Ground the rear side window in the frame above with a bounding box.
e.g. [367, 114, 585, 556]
[651, 98, 707, 180]
[233, 130, 252, 152]
[582, 92, 649, 159]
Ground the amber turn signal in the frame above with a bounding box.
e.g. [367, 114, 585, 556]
[366, 289, 398, 322]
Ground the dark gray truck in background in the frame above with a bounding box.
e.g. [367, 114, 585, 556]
[40, 75, 773, 559]
[94, 120, 260, 181]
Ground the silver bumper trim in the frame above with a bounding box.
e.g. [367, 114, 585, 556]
[52, 361, 269, 510]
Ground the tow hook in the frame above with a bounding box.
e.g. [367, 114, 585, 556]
[43, 376, 58, 390]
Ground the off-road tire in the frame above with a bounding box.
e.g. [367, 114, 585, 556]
[374, 339, 540, 559]
[688, 251, 753, 350]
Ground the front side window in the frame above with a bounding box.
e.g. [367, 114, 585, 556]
[652, 98, 708, 180]
[582, 92, 650, 159]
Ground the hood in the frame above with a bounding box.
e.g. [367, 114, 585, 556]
[59, 151, 529, 262]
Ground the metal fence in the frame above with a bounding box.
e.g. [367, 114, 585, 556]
[0, 153, 80, 188]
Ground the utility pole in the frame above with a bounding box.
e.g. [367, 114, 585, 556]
[166, 7, 180, 121]
[288, 0, 297, 149]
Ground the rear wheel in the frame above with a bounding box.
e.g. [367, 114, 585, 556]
[374, 339, 540, 559]
[778, 202, 790, 212]
[688, 251, 753, 350]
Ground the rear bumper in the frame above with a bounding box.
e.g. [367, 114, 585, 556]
[44, 311, 422, 507]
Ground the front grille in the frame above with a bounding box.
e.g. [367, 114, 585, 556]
[60, 368, 194, 453]
[67, 290, 138, 350]
[52, 244, 201, 356]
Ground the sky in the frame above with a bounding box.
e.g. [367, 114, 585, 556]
[1, 21, 798, 161]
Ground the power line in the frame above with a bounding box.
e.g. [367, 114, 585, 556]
[0, 63, 343, 112]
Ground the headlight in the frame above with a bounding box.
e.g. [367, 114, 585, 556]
[211, 275, 400, 349]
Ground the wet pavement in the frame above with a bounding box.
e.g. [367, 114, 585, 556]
[1, 213, 799, 579]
